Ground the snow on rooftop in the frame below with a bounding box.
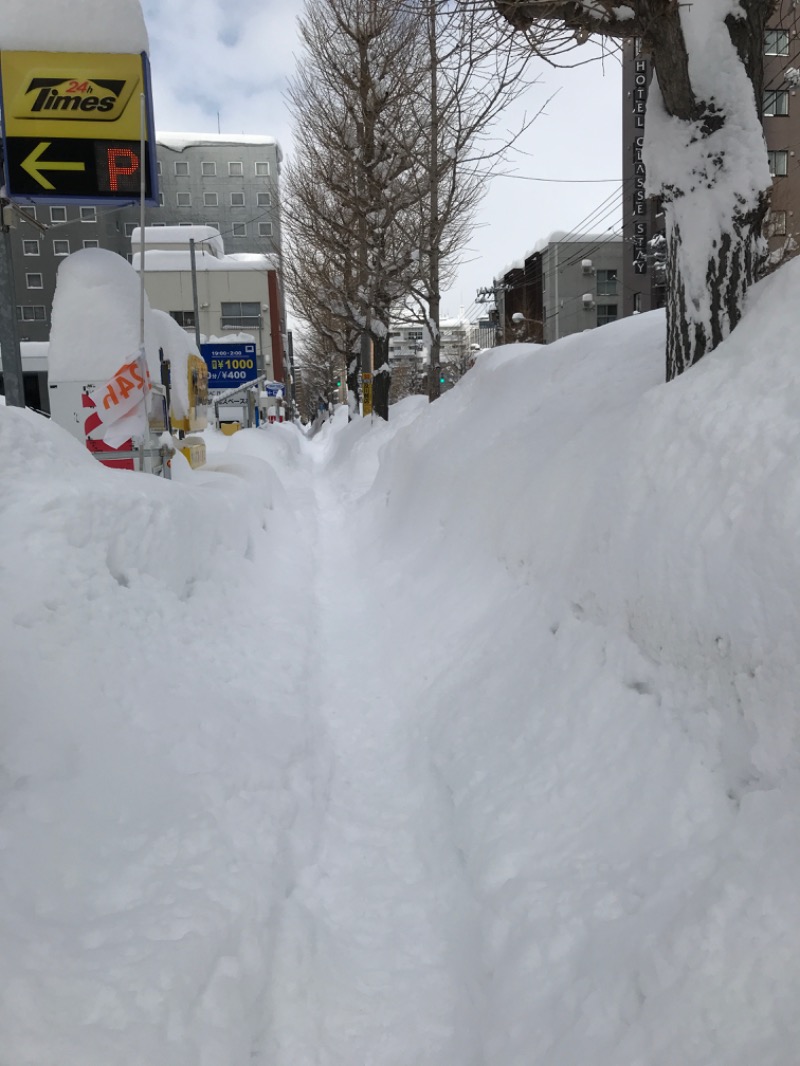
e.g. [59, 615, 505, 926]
[0, 0, 147, 52]
[131, 226, 226, 259]
[131, 250, 278, 273]
[495, 231, 624, 281]
[158, 132, 281, 159]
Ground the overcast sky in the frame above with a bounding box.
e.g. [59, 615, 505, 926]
[142, 0, 622, 322]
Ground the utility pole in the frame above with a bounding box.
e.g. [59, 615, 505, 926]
[476, 282, 506, 346]
[189, 238, 202, 352]
[0, 200, 26, 408]
[360, 330, 373, 416]
[427, 0, 441, 402]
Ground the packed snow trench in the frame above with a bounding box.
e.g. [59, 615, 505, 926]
[4, 263, 800, 1065]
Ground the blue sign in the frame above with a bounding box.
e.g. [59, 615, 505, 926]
[265, 382, 285, 397]
[201, 342, 258, 389]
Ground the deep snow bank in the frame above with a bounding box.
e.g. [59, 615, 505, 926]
[0, 412, 325, 1064]
[2, 255, 800, 1065]
[349, 258, 800, 1064]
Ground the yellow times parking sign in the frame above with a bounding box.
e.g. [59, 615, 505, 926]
[0, 50, 157, 203]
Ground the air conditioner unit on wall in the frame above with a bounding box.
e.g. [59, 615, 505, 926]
[581, 259, 594, 275]
[582, 293, 595, 310]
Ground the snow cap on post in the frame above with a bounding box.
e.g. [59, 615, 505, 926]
[0, 0, 148, 52]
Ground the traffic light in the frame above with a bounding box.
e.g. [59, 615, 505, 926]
[439, 370, 446, 385]
[336, 377, 341, 388]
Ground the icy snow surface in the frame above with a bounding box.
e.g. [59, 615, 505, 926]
[3, 259, 800, 1064]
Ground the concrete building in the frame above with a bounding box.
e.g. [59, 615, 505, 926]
[388, 316, 481, 366]
[131, 225, 286, 382]
[11, 132, 282, 344]
[495, 236, 624, 345]
[621, 5, 800, 316]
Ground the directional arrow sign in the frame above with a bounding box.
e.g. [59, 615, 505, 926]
[0, 50, 158, 204]
[21, 141, 86, 190]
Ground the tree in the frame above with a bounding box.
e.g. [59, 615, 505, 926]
[495, 0, 778, 380]
[389, 354, 428, 402]
[293, 326, 347, 421]
[401, 0, 538, 401]
[284, 0, 426, 420]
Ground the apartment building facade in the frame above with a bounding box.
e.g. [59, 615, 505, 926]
[621, 5, 800, 317]
[11, 132, 282, 344]
[495, 237, 624, 345]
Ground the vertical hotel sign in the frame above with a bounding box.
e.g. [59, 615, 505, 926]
[632, 56, 648, 275]
[0, 51, 158, 204]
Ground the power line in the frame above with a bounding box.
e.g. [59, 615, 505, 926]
[499, 174, 621, 184]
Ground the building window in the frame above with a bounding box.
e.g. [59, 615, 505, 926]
[174, 161, 189, 176]
[22, 240, 40, 255]
[596, 268, 617, 296]
[766, 209, 787, 236]
[80, 206, 97, 222]
[158, 192, 165, 206]
[764, 90, 789, 116]
[765, 28, 789, 55]
[203, 192, 218, 207]
[633, 293, 642, 313]
[177, 192, 191, 207]
[230, 192, 245, 207]
[257, 192, 271, 206]
[21, 207, 37, 222]
[157, 160, 162, 175]
[83, 239, 100, 249]
[170, 310, 196, 328]
[179, 222, 193, 227]
[201, 161, 217, 176]
[228, 161, 243, 176]
[17, 305, 47, 321]
[124, 223, 137, 237]
[768, 149, 789, 176]
[126, 253, 134, 263]
[26, 273, 43, 289]
[50, 206, 67, 223]
[221, 301, 261, 328]
[53, 239, 70, 256]
[255, 161, 270, 176]
[596, 303, 618, 327]
[258, 222, 273, 237]
[204, 220, 218, 229]
[232, 223, 247, 237]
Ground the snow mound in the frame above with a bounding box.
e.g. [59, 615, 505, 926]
[2, 256, 800, 1064]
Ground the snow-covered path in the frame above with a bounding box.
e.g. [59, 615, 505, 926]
[6, 269, 800, 1065]
[267, 427, 482, 1065]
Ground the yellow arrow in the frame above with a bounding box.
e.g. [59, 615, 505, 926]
[21, 142, 86, 191]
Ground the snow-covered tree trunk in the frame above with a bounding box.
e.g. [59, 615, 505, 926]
[495, 0, 776, 381]
[643, 1, 773, 380]
[665, 199, 767, 379]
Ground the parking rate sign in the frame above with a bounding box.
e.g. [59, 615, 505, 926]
[0, 50, 158, 204]
[201, 343, 258, 389]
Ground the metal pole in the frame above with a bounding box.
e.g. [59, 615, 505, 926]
[0, 205, 25, 408]
[360, 330, 373, 417]
[189, 239, 202, 351]
[139, 93, 147, 351]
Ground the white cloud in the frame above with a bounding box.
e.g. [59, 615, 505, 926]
[143, 0, 304, 153]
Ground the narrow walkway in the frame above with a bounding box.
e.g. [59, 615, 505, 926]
[266, 435, 483, 1066]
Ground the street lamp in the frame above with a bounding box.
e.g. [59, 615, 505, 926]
[510, 311, 544, 343]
